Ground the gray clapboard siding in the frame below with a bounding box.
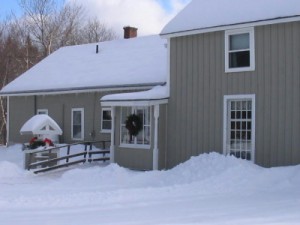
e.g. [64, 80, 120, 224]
[167, 21, 300, 168]
[8, 92, 114, 145]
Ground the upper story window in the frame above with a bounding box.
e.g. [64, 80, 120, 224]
[101, 108, 112, 133]
[225, 27, 255, 73]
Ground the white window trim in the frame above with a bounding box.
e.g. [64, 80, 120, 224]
[119, 107, 151, 149]
[37, 109, 48, 115]
[223, 94, 256, 162]
[225, 27, 255, 73]
[71, 108, 84, 141]
[101, 108, 112, 133]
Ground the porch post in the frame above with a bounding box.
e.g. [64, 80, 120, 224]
[153, 104, 159, 170]
[110, 106, 115, 163]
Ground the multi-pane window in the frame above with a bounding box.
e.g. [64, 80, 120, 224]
[224, 95, 255, 161]
[72, 108, 84, 140]
[225, 28, 255, 72]
[101, 108, 112, 133]
[120, 107, 151, 147]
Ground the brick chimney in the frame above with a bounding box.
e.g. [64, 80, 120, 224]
[123, 26, 138, 39]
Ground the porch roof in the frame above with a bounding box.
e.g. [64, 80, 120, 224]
[100, 85, 169, 107]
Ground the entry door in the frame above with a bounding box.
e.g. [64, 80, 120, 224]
[224, 95, 255, 161]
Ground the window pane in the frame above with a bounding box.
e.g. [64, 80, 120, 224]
[73, 111, 81, 125]
[103, 110, 111, 120]
[102, 121, 111, 130]
[230, 33, 249, 50]
[229, 51, 250, 68]
[73, 125, 82, 139]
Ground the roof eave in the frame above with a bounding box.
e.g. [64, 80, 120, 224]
[160, 15, 300, 38]
[101, 98, 169, 107]
[0, 82, 166, 97]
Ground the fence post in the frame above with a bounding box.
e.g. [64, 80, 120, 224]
[66, 145, 70, 163]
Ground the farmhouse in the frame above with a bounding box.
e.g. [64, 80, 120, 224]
[1, 0, 300, 170]
[0, 27, 168, 170]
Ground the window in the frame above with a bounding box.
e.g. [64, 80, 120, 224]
[120, 107, 151, 148]
[101, 108, 112, 133]
[225, 27, 255, 72]
[37, 109, 48, 115]
[223, 95, 255, 161]
[71, 108, 84, 140]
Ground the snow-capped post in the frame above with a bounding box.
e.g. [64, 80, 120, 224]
[110, 107, 115, 163]
[153, 104, 159, 170]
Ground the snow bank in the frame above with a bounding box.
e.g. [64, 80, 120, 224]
[0, 161, 25, 178]
[0, 146, 299, 225]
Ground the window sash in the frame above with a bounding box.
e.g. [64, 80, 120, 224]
[225, 28, 255, 72]
[120, 107, 151, 147]
[72, 108, 84, 140]
[225, 97, 254, 161]
[101, 108, 112, 132]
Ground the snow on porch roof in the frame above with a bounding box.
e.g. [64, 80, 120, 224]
[0, 35, 166, 96]
[20, 115, 62, 135]
[100, 85, 169, 107]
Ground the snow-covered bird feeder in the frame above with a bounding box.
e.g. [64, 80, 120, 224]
[20, 114, 63, 145]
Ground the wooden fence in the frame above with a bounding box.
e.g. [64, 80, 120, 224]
[24, 140, 110, 174]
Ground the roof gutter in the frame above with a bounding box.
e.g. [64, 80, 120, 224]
[160, 15, 300, 38]
[0, 82, 166, 97]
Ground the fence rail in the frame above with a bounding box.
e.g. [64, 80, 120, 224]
[24, 140, 110, 174]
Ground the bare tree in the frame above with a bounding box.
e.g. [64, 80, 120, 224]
[0, 0, 118, 144]
[80, 17, 117, 44]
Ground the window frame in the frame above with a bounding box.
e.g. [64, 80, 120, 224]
[225, 27, 255, 73]
[37, 109, 48, 115]
[71, 108, 84, 141]
[223, 94, 255, 162]
[101, 108, 112, 133]
[120, 106, 151, 149]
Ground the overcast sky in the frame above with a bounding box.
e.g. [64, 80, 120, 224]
[0, 0, 191, 36]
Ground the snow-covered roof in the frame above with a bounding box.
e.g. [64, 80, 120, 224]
[20, 115, 63, 135]
[1, 35, 166, 96]
[101, 85, 169, 107]
[161, 0, 300, 36]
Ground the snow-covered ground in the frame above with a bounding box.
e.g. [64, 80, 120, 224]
[0, 145, 299, 225]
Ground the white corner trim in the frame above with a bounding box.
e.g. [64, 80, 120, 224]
[153, 104, 160, 170]
[167, 38, 171, 97]
[223, 94, 256, 162]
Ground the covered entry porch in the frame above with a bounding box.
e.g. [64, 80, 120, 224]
[101, 86, 168, 170]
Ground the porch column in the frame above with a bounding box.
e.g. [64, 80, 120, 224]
[110, 106, 115, 163]
[153, 104, 159, 170]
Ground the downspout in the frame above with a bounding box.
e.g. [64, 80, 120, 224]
[6, 96, 9, 146]
[110, 106, 115, 163]
[34, 95, 37, 114]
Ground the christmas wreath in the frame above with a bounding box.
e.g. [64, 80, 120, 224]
[125, 114, 143, 137]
